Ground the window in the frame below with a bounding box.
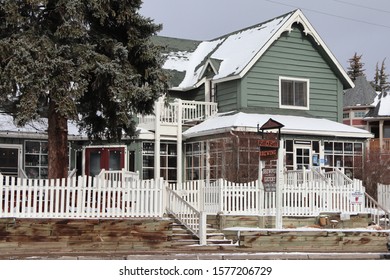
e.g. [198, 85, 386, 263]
[185, 142, 206, 181]
[324, 141, 364, 178]
[343, 112, 350, 119]
[142, 142, 177, 183]
[25, 140, 48, 178]
[353, 111, 366, 118]
[280, 77, 309, 109]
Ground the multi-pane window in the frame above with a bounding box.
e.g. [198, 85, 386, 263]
[280, 77, 309, 109]
[353, 111, 366, 118]
[142, 142, 177, 183]
[185, 136, 259, 183]
[324, 141, 363, 178]
[185, 142, 206, 181]
[24, 140, 48, 178]
[142, 142, 155, 180]
[160, 143, 177, 183]
[343, 112, 350, 119]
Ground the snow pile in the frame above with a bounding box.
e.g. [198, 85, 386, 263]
[378, 92, 390, 116]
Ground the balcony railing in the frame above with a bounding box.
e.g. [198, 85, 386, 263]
[369, 138, 390, 153]
[138, 99, 218, 127]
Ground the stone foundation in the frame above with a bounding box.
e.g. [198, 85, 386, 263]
[0, 218, 172, 255]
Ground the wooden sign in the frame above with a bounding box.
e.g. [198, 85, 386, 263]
[259, 149, 277, 158]
[258, 139, 279, 148]
[262, 168, 276, 192]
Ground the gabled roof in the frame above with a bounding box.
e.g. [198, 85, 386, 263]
[365, 91, 390, 119]
[183, 112, 373, 139]
[343, 76, 377, 108]
[157, 9, 353, 91]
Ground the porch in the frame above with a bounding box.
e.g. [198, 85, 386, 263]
[369, 138, 390, 153]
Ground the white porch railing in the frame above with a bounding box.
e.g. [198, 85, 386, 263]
[0, 173, 164, 219]
[138, 99, 218, 126]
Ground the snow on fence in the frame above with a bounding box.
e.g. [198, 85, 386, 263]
[0, 174, 164, 219]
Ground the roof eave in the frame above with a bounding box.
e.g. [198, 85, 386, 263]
[237, 9, 354, 89]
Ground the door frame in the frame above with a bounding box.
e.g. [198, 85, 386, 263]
[0, 144, 23, 177]
[294, 145, 312, 170]
[83, 145, 127, 176]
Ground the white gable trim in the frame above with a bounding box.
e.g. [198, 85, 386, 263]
[238, 9, 354, 89]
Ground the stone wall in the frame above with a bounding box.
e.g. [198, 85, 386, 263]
[0, 218, 172, 255]
[217, 213, 371, 229]
[225, 229, 390, 252]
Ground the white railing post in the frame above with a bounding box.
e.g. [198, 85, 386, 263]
[198, 211, 207, 245]
[154, 100, 161, 180]
[177, 99, 183, 184]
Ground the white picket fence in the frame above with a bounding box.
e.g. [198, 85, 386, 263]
[378, 183, 390, 212]
[0, 174, 165, 219]
[171, 170, 367, 216]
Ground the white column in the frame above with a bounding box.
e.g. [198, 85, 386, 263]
[177, 100, 183, 184]
[154, 100, 161, 179]
[275, 139, 284, 229]
[379, 120, 384, 152]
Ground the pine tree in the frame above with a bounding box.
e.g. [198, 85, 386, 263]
[347, 52, 365, 81]
[0, 0, 168, 178]
[379, 58, 389, 92]
[373, 62, 381, 91]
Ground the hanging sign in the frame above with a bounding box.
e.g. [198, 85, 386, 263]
[262, 168, 277, 192]
[257, 118, 285, 192]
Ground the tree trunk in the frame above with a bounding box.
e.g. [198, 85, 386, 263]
[48, 99, 69, 179]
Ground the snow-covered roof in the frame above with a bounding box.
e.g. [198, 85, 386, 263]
[365, 91, 390, 119]
[183, 112, 373, 139]
[0, 113, 82, 139]
[160, 9, 353, 90]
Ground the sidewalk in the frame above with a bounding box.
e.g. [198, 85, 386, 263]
[2, 250, 390, 260]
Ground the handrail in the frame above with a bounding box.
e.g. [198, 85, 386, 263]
[365, 191, 390, 229]
[68, 168, 77, 178]
[166, 186, 207, 245]
[19, 168, 28, 179]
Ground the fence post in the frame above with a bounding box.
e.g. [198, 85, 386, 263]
[198, 211, 207, 246]
[199, 180, 205, 212]
[0, 173, 3, 216]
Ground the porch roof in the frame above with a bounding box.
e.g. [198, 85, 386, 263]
[0, 113, 83, 139]
[183, 112, 374, 139]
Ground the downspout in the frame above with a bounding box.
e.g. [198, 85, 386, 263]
[230, 130, 239, 181]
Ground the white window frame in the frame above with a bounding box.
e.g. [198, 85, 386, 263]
[279, 76, 310, 110]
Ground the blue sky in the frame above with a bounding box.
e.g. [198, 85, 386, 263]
[140, 0, 390, 80]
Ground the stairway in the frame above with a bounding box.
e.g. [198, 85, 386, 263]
[169, 216, 236, 248]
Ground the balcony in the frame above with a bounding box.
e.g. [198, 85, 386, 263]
[138, 99, 218, 132]
[369, 138, 390, 153]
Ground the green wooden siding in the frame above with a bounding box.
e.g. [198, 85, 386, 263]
[215, 79, 241, 112]
[169, 85, 205, 102]
[241, 25, 342, 122]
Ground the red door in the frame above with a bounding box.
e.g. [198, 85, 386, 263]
[85, 147, 125, 176]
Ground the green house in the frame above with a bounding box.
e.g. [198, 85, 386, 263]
[0, 9, 372, 182]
